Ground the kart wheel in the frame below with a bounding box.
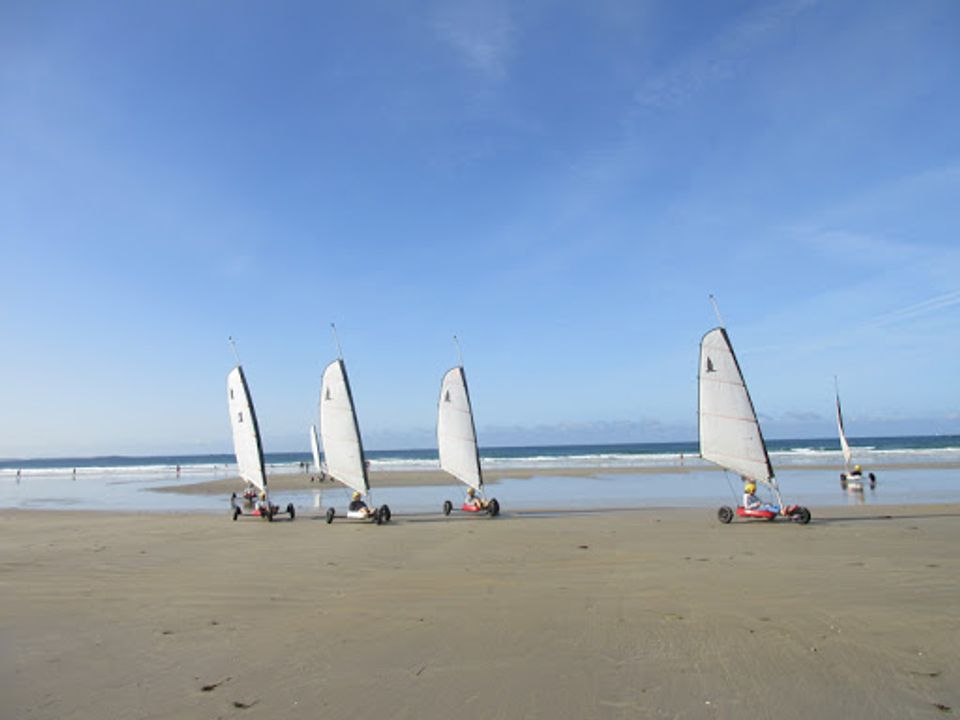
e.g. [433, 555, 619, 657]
[796, 507, 811, 525]
[869, 472, 877, 488]
[717, 506, 734, 524]
[232, 507, 241, 521]
[443, 500, 453, 516]
[378, 504, 391, 523]
[266, 509, 274, 522]
[375, 508, 384, 525]
[840, 473, 846, 481]
[287, 503, 296, 520]
[325, 507, 335, 524]
[488, 498, 500, 517]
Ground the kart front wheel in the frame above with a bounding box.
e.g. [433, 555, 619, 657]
[488, 498, 500, 517]
[718, 506, 734, 524]
[287, 503, 296, 520]
[380, 505, 391, 523]
[325, 507, 335, 524]
[796, 507, 811, 525]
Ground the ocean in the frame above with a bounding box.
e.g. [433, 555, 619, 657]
[2, 435, 958, 477]
[2, 436, 958, 513]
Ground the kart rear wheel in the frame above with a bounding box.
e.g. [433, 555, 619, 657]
[796, 507, 811, 525]
[718, 506, 734, 524]
[443, 500, 453, 516]
[325, 507, 335, 524]
[232, 507, 241, 521]
[488, 498, 500, 517]
[287, 503, 296, 520]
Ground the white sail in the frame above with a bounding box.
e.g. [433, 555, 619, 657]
[698, 327, 774, 485]
[836, 391, 852, 469]
[309, 424, 322, 473]
[437, 366, 483, 490]
[227, 366, 267, 493]
[319, 359, 369, 495]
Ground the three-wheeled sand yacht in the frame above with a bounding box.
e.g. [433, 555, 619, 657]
[698, 308, 810, 526]
[835, 379, 877, 491]
[437, 340, 499, 518]
[226, 362, 295, 522]
[317, 330, 391, 526]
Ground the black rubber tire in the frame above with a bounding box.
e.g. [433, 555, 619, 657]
[488, 498, 500, 517]
[840, 473, 847, 481]
[325, 507, 335, 524]
[380, 505, 391, 523]
[287, 503, 295, 520]
[443, 500, 453, 516]
[232, 507, 241, 521]
[375, 508, 384, 525]
[796, 507, 811, 525]
[266, 508, 274, 522]
[869, 472, 877, 488]
[718, 506, 734, 524]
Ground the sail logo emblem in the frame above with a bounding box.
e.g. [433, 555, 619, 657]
[706, 357, 716, 373]
[444, 390, 451, 402]
[325, 388, 332, 401]
[237, 412, 244, 423]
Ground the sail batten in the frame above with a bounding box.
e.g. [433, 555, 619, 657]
[319, 359, 369, 495]
[437, 366, 483, 490]
[227, 366, 267, 492]
[698, 327, 774, 484]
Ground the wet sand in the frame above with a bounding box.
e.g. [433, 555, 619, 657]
[4, 504, 958, 719]
[154, 460, 960, 495]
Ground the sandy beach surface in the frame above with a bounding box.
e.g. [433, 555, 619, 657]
[4, 504, 959, 719]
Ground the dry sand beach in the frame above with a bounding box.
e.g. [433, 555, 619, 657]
[4, 504, 959, 719]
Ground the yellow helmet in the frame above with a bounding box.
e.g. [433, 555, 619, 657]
[744, 482, 757, 494]
[352, 491, 361, 500]
[854, 465, 862, 473]
[260, 491, 267, 500]
[467, 488, 475, 496]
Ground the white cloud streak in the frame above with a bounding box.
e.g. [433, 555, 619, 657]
[634, 0, 820, 109]
[432, 0, 516, 81]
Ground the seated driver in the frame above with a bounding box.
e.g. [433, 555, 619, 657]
[849, 464, 863, 478]
[465, 487, 486, 509]
[742, 480, 780, 514]
[256, 491, 271, 515]
[349, 490, 373, 517]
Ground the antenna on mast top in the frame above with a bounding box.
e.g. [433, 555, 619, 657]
[330, 323, 343, 359]
[453, 335, 463, 367]
[709, 294, 725, 327]
[228, 336, 242, 365]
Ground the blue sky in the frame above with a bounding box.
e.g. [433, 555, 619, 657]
[2, 0, 958, 457]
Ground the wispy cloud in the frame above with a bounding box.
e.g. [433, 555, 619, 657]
[634, 0, 819, 108]
[432, 0, 516, 81]
[868, 289, 960, 327]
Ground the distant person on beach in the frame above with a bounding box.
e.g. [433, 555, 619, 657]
[349, 491, 372, 517]
[176, 464, 181, 477]
[16, 468, 21, 483]
[72, 468, 77, 480]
